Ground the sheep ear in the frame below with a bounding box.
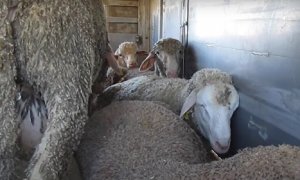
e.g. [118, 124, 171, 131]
[139, 52, 156, 72]
[180, 90, 197, 118]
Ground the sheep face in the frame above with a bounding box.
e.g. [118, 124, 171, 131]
[115, 42, 138, 68]
[197, 83, 239, 154]
[124, 53, 138, 68]
[156, 50, 182, 78]
[139, 38, 183, 78]
[181, 83, 239, 154]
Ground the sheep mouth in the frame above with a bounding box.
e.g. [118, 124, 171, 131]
[211, 141, 230, 154]
[166, 71, 178, 78]
[128, 63, 138, 68]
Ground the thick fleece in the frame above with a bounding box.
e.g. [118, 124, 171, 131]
[76, 101, 300, 179]
[0, 0, 109, 179]
[76, 101, 212, 179]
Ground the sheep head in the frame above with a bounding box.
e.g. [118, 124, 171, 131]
[115, 42, 138, 68]
[139, 38, 183, 78]
[180, 69, 239, 154]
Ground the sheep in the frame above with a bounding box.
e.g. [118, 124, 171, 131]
[130, 144, 300, 179]
[0, 2, 22, 179]
[0, 0, 112, 179]
[76, 101, 300, 179]
[139, 38, 184, 78]
[105, 42, 152, 85]
[103, 43, 151, 92]
[76, 100, 213, 179]
[100, 68, 239, 154]
[114, 41, 139, 68]
[22, 41, 120, 178]
[88, 43, 126, 116]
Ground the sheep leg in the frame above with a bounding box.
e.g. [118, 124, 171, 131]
[26, 88, 88, 180]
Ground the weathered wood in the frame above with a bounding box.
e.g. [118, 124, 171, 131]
[105, 1, 138, 7]
[107, 17, 138, 23]
[105, 5, 138, 17]
[138, 0, 150, 51]
[105, 0, 150, 52]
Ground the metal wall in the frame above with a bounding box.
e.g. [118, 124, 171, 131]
[162, 0, 182, 40]
[150, 0, 162, 47]
[186, 0, 300, 153]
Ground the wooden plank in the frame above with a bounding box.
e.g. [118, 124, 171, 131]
[106, 6, 138, 18]
[107, 22, 138, 34]
[106, 1, 138, 7]
[138, 0, 150, 51]
[108, 33, 137, 51]
[107, 17, 138, 23]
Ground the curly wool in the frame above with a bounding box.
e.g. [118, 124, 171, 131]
[115, 42, 138, 55]
[76, 101, 212, 179]
[152, 38, 183, 54]
[76, 100, 300, 179]
[189, 68, 233, 90]
[101, 68, 234, 114]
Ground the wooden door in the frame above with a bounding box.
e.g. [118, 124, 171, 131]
[103, 0, 150, 52]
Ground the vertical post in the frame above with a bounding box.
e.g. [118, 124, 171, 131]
[138, 0, 150, 51]
[180, 0, 189, 77]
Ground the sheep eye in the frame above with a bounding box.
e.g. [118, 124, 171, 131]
[179, 50, 182, 54]
[156, 51, 160, 55]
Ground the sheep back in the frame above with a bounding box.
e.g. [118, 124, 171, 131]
[76, 101, 212, 179]
[131, 144, 300, 179]
[102, 75, 189, 113]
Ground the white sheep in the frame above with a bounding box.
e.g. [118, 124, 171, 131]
[114, 41, 139, 68]
[103, 42, 152, 90]
[101, 68, 239, 154]
[76, 101, 300, 179]
[103, 42, 139, 88]
[139, 38, 184, 78]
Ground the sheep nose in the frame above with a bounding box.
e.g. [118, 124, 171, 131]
[216, 140, 230, 150]
[128, 63, 137, 68]
[166, 71, 178, 78]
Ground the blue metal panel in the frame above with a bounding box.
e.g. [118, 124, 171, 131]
[186, 0, 300, 152]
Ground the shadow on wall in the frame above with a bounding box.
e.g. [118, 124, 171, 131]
[184, 45, 200, 79]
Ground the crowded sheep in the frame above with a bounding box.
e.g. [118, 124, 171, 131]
[101, 68, 239, 154]
[0, 0, 299, 179]
[76, 101, 300, 179]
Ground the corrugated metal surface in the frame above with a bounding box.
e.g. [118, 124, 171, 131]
[150, 0, 162, 47]
[162, 0, 182, 40]
[185, 0, 300, 153]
